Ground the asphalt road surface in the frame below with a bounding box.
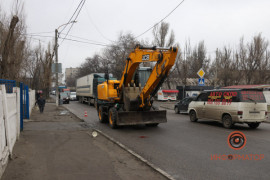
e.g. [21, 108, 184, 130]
[65, 101, 270, 180]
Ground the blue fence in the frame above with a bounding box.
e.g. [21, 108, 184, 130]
[20, 83, 29, 131]
[0, 79, 16, 93]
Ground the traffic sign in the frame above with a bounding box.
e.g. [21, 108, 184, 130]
[52, 63, 62, 73]
[198, 78, 205, 86]
[197, 68, 205, 78]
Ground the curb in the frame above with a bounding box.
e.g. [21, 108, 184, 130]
[93, 129, 176, 180]
[64, 105, 176, 180]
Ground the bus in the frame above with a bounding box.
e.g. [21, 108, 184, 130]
[157, 89, 179, 101]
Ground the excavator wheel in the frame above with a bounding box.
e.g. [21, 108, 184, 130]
[98, 106, 108, 123]
[109, 107, 118, 129]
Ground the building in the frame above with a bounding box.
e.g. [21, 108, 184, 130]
[65, 68, 79, 81]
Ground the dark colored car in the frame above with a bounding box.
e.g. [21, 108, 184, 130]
[63, 97, 70, 104]
[60, 92, 70, 104]
[174, 97, 196, 114]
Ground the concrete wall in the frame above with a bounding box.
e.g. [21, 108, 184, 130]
[0, 85, 35, 178]
[29, 90, 36, 115]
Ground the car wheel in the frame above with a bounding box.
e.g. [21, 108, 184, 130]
[174, 107, 179, 114]
[189, 110, 198, 122]
[248, 122, 260, 129]
[222, 114, 233, 129]
[98, 106, 108, 123]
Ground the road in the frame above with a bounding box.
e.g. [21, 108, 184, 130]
[65, 101, 270, 180]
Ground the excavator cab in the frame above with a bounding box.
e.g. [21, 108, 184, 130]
[123, 67, 152, 111]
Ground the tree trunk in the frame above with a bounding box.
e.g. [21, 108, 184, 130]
[1, 16, 19, 79]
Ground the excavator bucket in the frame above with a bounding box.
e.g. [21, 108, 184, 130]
[117, 110, 167, 126]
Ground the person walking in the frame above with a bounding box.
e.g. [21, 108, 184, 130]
[35, 91, 41, 106]
[37, 94, 46, 113]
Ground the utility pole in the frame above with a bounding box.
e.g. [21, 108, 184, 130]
[55, 29, 59, 107]
[54, 21, 77, 107]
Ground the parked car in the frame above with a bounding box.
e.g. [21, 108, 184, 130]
[63, 97, 70, 104]
[188, 89, 267, 129]
[70, 92, 77, 101]
[60, 92, 70, 104]
[51, 90, 56, 95]
[174, 97, 196, 114]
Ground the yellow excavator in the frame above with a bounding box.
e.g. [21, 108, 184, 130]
[97, 44, 178, 128]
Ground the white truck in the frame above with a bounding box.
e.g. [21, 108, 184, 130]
[76, 73, 113, 106]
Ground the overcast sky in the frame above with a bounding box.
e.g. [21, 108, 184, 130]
[1, 0, 270, 74]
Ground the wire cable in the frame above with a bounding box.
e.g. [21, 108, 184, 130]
[135, 0, 185, 39]
[60, 33, 108, 44]
[60, 0, 86, 45]
[58, 37, 111, 47]
[85, 7, 114, 42]
[26, 31, 54, 35]
[23, 34, 54, 38]
[24, 34, 110, 47]
[59, 0, 84, 34]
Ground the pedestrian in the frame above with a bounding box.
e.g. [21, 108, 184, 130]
[35, 90, 40, 106]
[37, 94, 46, 113]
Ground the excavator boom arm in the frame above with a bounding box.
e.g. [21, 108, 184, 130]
[119, 45, 178, 108]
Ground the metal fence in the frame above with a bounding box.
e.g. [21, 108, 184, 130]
[0, 79, 16, 93]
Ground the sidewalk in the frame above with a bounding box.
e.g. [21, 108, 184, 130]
[1, 103, 166, 180]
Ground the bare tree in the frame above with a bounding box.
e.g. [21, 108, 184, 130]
[248, 34, 270, 84]
[102, 32, 138, 79]
[76, 32, 138, 80]
[0, 1, 28, 81]
[152, 22, 175, 47]
[0, 15, 19, 79]
[236, 34, 270, 84]
[76, 54, 105, 78]
[66, 76, 76, 87]
[152, 22, 176, 89]
[174, 42, 190, 86]
[188, 41, 209, 78]
[216, 47, 234, 86]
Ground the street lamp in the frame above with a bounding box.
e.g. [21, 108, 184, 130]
[55, 21, 77, 107]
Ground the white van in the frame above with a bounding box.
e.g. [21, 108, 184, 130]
[188, 89, 267, 129]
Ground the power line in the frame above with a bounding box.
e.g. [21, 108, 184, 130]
[60, 0, 86, 45]
[23, 34, 54, 38]
[60, 33, 108, 45]
[24, 34, 110, 47]
[59, 0, 84, 34]
[58, 37, 111, 47]
[28, 37, 47, 44]
[135, 0, 185, 39]
[24, 33, 108, 45]
[85, 7, 114, 42]
[27, 31, 54, 35]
